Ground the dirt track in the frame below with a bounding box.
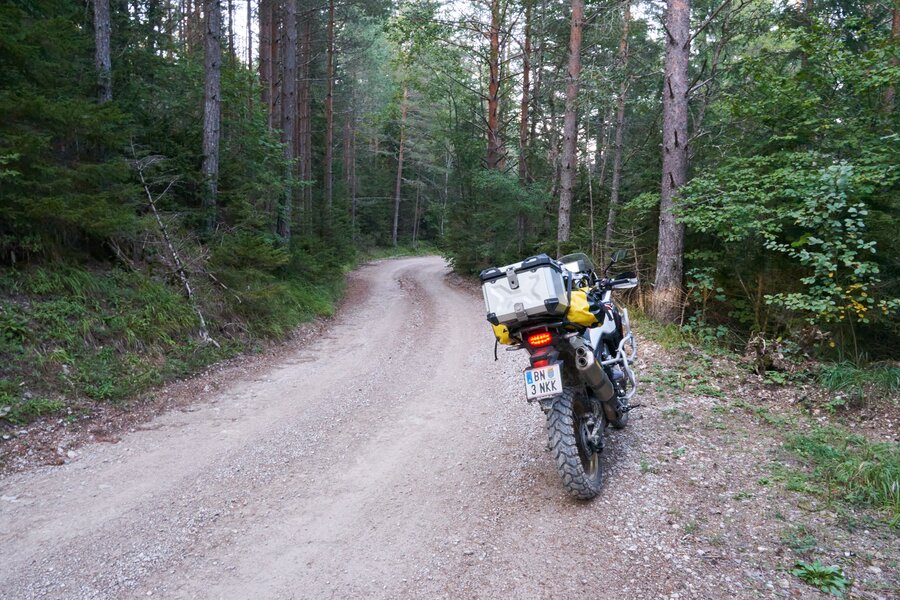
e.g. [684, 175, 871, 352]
[1, 256, 895, 599]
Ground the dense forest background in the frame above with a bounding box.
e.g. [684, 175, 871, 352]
[0, 0, 897, 422]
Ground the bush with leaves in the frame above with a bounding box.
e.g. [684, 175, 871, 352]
[677, 150, 898, 357]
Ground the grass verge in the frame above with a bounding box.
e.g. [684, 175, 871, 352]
[1, 245, 444, 429]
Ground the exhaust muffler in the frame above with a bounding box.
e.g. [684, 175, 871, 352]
[574, 346, 615, 403]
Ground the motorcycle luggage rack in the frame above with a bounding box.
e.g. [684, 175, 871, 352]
[518, 320, 566, 335]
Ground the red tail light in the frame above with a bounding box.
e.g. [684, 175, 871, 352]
[527, 331, 553, 347]
[532, 359, 550, 368]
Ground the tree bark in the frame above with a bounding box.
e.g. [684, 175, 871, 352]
[652, 0, 691, 322]
[392, 82, 409, 247]
[259, 0, 273, 128]
[271, 3, 282, 132]
[202, 0, 222, 231]
[486, 0, 503, 170]
[604, 0, 630, 250]
[299, 10, 313, 224]
[93, 0, 112, 103]
[277, 0, 297, 240]
[556, 0, 584, 253]
[324, 0, 335, 213]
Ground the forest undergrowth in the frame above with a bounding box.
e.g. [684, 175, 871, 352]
[635, 311, 899, 527]
[0, 244, 431, 428]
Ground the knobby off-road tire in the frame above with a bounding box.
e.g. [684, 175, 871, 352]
[546, 386, 602, 500]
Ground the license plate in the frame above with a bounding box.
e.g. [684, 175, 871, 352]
[524, 363, 562, 400]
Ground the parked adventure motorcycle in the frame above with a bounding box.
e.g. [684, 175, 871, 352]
[480, 251, 638, 499]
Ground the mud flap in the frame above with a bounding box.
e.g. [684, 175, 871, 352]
[537, 395, 558, 415]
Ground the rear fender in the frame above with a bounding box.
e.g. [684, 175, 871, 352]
[528, 346, 560, 368]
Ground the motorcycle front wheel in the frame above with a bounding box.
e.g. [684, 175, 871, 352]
[546, 386, 602, 500]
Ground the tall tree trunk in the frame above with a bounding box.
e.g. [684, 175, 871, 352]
[547, 91, 560, 207]
[412, 181, 421, 246]
[596, 110, 612, 190]
[259, 0, 273, 128]
[299, 12, 313, 223]
[516, 0, 532, 255]
[271, 3, 282, 133]
[343, 105, 355, 192]
[349, 123, 358, 240]
[486, 0, 503, 169]
[247, 0, 252, 110]
[441, 146, 450, 237]
[529, 0, 548, 146]
[518, 0, 532, 182]
[591, 112, 604, 175]
[227, 0, 234, 59]
[178, 0, 185, 46]
[190, 0, 203, 52]
[556, 0, 584, 253]
[202, 0, 222, 231]
[164, 0, 176, 59]
[147, 0, 162, 51]
[277, 0, 297, 240]
[652, 0, 691, 322]
[604, 0, 630, 250]
[93, 0, 112, 103]
[392, 82, 409, 247]
[324, 0, 335, 213]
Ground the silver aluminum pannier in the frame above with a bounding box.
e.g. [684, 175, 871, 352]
[479, 254, 570, 327]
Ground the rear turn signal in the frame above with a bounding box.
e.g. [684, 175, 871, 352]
[527, 331, 553, 347]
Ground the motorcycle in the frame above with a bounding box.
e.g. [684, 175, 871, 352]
[480, 250, 638, 499]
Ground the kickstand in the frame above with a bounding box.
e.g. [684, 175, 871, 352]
[494, 339, 499, 361]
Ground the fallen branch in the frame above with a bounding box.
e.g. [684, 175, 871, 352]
[131, 146, 219, 348]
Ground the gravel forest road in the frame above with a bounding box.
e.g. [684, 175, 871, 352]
[1, 256, 892, 599]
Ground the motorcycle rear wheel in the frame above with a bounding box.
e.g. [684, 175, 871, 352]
[546, 386, 602, 500]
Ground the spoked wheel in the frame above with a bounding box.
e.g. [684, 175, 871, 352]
[546, 386, 603, 500]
